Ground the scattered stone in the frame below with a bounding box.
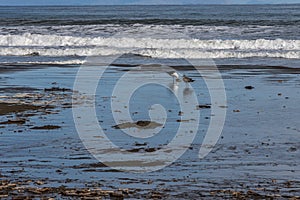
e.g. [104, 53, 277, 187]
[112, 121, 162, 129]
[245, 86, 254, 90]
[109, 191, 124, 199]
[34, 181, 45, 186]
[44, 87, 72, 92]
[288, 147, 297, 152]
[127, 147, 160, 153]
[228, 146, 237, 150]
[134, 142, 148, 147]
[196, 104, 211, 109]
[27, 52, 40, 56]
[145, 147, 159, 153]
[176, 119, 190, 122]
[72, 163, 107, 169]
[30, 125, 61, 130]
[127, 148, 141, 153]
[136, 121, 150, 127]
[0, 119, 26, 125]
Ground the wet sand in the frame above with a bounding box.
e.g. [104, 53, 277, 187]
[0, 64, 299, 199]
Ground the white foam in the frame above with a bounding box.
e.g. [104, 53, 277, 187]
[0, 59, 85, 65]
[136, 49, 300, 59]
[0, 33, 299, 60]
[1, 33, 299, 50]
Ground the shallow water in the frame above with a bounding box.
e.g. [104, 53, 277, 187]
[0, 64, 299, 198]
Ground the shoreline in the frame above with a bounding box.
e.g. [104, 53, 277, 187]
[0, 63, 299, 199]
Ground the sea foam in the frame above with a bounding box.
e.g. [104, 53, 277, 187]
[0, 33, 299, 59]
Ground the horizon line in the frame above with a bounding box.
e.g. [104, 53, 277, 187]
[0, 3, 299, 6]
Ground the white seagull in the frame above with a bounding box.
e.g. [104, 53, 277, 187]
[167, 71, 180, 83]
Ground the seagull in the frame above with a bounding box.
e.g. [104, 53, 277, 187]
[182, 75, 195, 85]
[167, 71, 180, 83]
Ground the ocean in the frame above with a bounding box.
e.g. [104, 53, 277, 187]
[0, 4, 299, 66]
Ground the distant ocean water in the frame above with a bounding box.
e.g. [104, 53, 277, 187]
[0, 5, 299, 66]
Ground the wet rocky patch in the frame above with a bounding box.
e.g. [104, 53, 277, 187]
[30, 125, 61, 130]
[0, 86, 75, 131]
[0, 179, 131, 199]
[0, 103, 42, 116]
[112, 120, 162, 129]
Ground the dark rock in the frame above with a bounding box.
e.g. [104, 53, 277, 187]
[245, 86, 254, 90]
[30, 125, 61, 130]
[197, 104, 211, 109]
[28, 52, 40, 56]
[0, 119, 26, 125]
[44, 87, 72, 92]
[136, 120, 151, 127]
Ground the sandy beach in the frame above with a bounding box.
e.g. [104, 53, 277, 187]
[0, 63, 299, 199]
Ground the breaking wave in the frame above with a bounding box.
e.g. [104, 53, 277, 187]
[0, 33, 299, 59]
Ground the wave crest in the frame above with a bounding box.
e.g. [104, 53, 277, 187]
[0, 33, 299, 59]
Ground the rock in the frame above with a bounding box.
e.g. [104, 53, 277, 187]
[176, 119, 190, 122]
[134, 142, 148, 146]
[27, 52, 40, 56]
[245, 86, 254, 90]
[196, 104, 211, 109]
[0, 119, 26, 125]
[178, 111, 184, 116]
[136, 120, 151, 127]
[228, 146, 237, 150]
[44, 87, 72, 92]
[112, 121, 162, 129]
[288, 147, 297, 152]
[30, 125, 61, 130]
